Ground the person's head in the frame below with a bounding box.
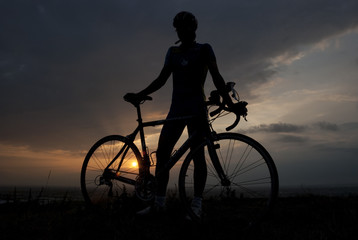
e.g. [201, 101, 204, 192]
[173, 11, 197, 44]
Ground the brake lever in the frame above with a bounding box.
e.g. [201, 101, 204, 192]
[225, 112, 240, 131]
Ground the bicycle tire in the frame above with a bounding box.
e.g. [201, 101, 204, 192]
[81, 135, 142, 208]
[179, 132, 279, 228]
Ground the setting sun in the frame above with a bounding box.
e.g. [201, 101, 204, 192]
[131, 161, 138, 168]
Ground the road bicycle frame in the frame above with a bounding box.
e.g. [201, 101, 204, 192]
[103, 101, 228, 188]
[128, 103, 193, 172]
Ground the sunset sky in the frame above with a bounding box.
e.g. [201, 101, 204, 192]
[1, 0, 358, 189]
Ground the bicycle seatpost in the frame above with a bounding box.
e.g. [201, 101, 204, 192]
[135, 104, 151, 171]
[135, 104, 143, 125]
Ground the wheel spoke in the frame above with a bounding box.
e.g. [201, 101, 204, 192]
[230, 157, 266, 180]
[81, 135, 141, 208]
[179, 133, 278, 227]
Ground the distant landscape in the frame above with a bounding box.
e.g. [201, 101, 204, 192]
[1, 184, 358, 203]
[0, 185, 357, 240]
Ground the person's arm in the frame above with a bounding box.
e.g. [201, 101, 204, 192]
[137, 65, 171, 97]
[206, 48, 234, 107]
[124, 65, 171, 103]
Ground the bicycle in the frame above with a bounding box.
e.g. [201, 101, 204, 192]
[80, 82, 279, 228]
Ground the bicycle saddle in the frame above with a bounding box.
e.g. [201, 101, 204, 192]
[124, 93, 152, 106]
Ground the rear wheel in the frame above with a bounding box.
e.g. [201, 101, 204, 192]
[81, 135, 141, 208]
[179, 133, 279, 228]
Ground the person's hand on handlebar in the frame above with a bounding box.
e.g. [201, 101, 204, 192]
[223, 101, 248, 131]
[207, 82, 248, 131]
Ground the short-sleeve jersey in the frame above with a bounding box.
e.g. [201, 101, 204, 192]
[164, 43, 216, 116]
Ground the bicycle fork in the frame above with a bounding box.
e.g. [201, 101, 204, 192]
[206, 140, 231, 187]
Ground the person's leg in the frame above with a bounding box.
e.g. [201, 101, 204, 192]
[137, 119, 185, 215]
[155, 119, 186, 198]
[187, 115, 209, 198]
[186, 114, 209, 217]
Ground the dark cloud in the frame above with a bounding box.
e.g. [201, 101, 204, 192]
[196, 0, 358, 90]
[314, 121, 339, 131]
[276, 134, 308, 143]
[1, 0, 358, 151]
[340, 122, 358, 131]
[246, 123, 306, 133]
[244, 121, 347, 134]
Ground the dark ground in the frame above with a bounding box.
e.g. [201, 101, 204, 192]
[0, 194, 357, 240]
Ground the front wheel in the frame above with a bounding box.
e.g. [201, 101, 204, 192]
[179, 133, 279, 228]
[81, 135, 142, 208]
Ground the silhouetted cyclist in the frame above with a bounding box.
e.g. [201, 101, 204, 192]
[124, 11, 233, 218]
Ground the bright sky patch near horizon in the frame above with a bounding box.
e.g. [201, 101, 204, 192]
[1, 0, 358, 188]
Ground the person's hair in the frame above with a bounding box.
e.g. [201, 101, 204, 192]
[173, 11, 198, 31]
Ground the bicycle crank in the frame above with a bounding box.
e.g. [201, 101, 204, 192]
[135, 174, 156, 201]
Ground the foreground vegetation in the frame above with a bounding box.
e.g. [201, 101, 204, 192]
[0, 194, 357, 240]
